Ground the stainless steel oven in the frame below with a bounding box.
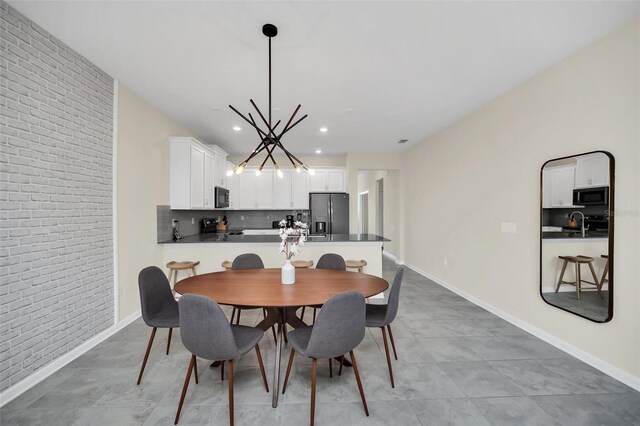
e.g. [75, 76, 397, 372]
[215, 187, 229, 208]
[573, 186, 609, 206]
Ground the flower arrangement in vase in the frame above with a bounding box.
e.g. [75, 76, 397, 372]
[279, 219, 308, 284]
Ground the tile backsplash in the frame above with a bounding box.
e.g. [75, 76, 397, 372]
[157, 206, 309, 242]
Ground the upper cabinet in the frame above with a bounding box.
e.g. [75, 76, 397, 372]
[543, 165, 576, 208]
[169, 137, 228, 210]
[237, 168, 274, 209]
[226, 161, 238, 209]
[574, 154, 609, 188]
[211, 146, 229, 189]
[308, 168, 346, 192]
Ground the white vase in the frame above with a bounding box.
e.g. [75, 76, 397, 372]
[281, 259, 295, 285]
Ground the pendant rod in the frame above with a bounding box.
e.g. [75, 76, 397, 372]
[268, 35, 272, 133]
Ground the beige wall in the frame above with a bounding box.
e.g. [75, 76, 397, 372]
[116, 84, 197, 321]
[402, 20, 639, 381]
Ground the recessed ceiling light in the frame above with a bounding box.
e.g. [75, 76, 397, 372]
[315, 149, 322, 154]
[345, 108, 354, 112]
[319, 127, 328, 133]
[397, 139, 409, 144]
[233, 126, 242, 131]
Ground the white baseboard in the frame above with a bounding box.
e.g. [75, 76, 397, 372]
[403, 262, 640, 393]
[382, 251, 404, 265]
[0, 310, 141, 407]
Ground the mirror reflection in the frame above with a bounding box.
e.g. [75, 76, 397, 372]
[540, 151, 613, 322]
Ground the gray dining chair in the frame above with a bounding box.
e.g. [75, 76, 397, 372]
[365, 267, 404, 388]
[137, 266, 180, 385]
[174, 294, 269, 426]
[283, 291, 369, 426]
[300, 253, 347, 323]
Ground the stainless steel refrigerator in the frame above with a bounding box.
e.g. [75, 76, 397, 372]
[309, 193, 349, 234]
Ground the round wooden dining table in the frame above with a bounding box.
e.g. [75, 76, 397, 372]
[175, 268, 388, 407]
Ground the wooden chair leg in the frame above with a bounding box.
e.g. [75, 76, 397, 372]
[271, 325, 277, 342]
[282, 348, 295, 394]
[350, 350, 369, 417]
[381, 326, 395, 388]
[174, 354, 195, 425]
[236, 309, 241, 325]
[221, 361, 225, 381]
[193, 357, 198, 384]
[338, 355, 344, 376]
[587, 261, 603, 300]
[329, 358, 333, 378]
[310, 358, 317, 426]
[283, 324, 288, 344]
[230, 308, 236, 324]
[228, 359, 234, 426]
[137, 327, 157, 385]
[300, 306, 306, 320]
[387, 324, 398, 360]
[576, 262, 581, 300]
[312, 308, 316, 324]
[555, 259, 568, 293]
[166, 328, 173, 355]
[173, 270, 178, 293]
[255, 344, 269, 392]
[599, 261, 609, 290]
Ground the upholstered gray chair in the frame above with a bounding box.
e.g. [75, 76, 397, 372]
[300, 253, 347, 323]
[137, 266, 180, 385]
[283, 291, 369, 426]
[365, 267, 404, 388]
[316, 253, 346, 270]
[174, 294, 269, 426]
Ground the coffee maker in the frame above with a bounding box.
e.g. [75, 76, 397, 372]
[285, 215, 294, 228]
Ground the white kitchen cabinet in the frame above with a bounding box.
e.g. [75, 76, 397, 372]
[238, 168, 274, 209]
[291, 172, 309, 209]
[273, 169, 293, 209]
[189, 146, 205, 209]
[226, 161, 238, 209]
[211, 146, 229, 188]
[170, 137, 230, 210]
[308, 168, 346, 192]
[543, 165, 576, 208]
[574, 154, 609, 188]
[204, 152, 214, 208]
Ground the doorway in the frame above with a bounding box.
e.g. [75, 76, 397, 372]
[359, 192, 369, 234]
[376, 178, 384, 236]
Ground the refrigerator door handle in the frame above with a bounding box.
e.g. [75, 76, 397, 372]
[328, 197, 333, 234]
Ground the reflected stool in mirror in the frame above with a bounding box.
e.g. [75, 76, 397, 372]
[555, 255, 602, 300]
[600, 255, 609, 289]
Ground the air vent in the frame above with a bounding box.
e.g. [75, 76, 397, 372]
[397, 139, 408, 144]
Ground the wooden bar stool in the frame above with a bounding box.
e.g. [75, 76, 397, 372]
[166, 261, 200, 295]
[221, 260, 232, 270]
[292, 260, 314, 268]
[599, 255, 609, 290]
[555, 255, 601, 300]
[346, 260, 367, 273]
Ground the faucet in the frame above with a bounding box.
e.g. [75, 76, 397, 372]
[570, 211, 586, 237]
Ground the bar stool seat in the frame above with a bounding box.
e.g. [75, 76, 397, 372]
[221, 260, 232, 270]
[292, 260, 314, 268]
[555, 255, 602, 300]
[166, 261, 199, 294]
[346, 260, 367, 273]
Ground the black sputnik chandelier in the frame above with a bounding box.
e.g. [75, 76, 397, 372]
[228, 23, 314, 178]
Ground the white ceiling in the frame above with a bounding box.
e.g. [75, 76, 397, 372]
[10, 1, 638, 155]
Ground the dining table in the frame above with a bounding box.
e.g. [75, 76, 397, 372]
[174, 268, 389, 407]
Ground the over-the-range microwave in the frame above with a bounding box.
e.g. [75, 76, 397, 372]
[573, 186, 608, 206]
[215, 187, 229, 208]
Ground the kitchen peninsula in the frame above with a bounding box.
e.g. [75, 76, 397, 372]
[159, 231, 388, 276]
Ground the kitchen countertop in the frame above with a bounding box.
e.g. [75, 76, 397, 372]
[542, 230, 608, 240]
[159, 233, 389, 244]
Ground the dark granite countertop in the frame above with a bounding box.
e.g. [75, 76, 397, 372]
[542, 231, 608, 240]
[159, 233, 389, 244]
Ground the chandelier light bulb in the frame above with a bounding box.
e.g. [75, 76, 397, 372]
[295, 165, 302, 173]
[255, 167, 262, 176]
[235, 163, 246, 174]
[276, 166, 284, 178]
[226, 169, 234, 177]
[308, 168, 316, 176]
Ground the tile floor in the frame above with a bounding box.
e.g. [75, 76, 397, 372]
[1, 257, 638, 425]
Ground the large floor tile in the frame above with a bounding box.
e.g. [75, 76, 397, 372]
[487, 359, 578, 395]
[531, 394, 635, 425]
[350, 399, 421, 426]
[471, 396, 563, 426]
[410, 398, 490, 426]
[440, 361, 524, 398]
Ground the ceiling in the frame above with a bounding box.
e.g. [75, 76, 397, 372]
[10, 1, 638, 156]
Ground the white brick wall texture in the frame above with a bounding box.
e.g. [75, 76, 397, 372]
[0, 1, 114, 391]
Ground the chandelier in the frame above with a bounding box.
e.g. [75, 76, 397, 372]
[228, 23, 314, 178]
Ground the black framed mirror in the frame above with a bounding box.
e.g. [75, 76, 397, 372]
[540, 151, 614, 322]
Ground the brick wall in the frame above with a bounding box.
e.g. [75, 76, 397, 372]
[0, 2, 114, 392]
